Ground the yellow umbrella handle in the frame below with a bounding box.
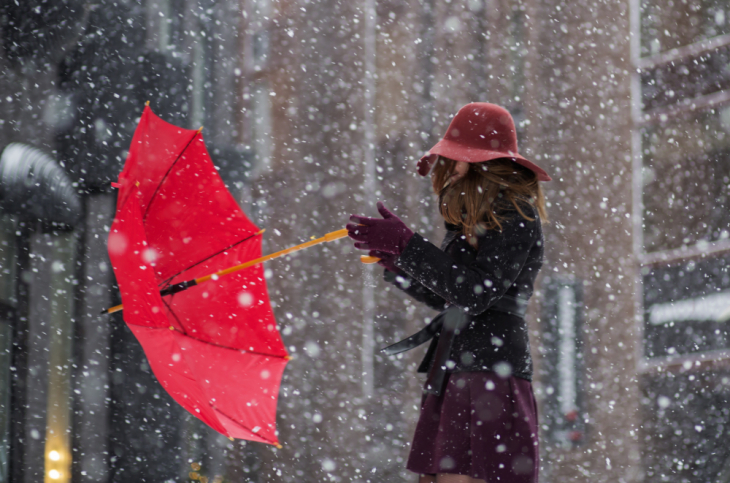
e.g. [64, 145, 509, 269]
[103, 228, 352, 315]
[360, 255, 380, 264]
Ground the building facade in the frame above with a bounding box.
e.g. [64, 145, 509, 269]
[633, 1, 730, 481]
[0, 1, 257, 481]
[248, 0, 730, 482]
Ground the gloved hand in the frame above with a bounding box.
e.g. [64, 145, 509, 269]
[369, 249, 403, 275]
[347, 202, 414, 255]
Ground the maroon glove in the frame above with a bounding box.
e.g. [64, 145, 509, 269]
[347, 202, 414, 255]
[369, 249, 403, 274]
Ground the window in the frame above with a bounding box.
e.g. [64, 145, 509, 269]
[0, 214, 15, 482]
[540, 278, 586, 447]
[0, 315, 9, 483]
[636, 0, 730, 361]
[251, 82, 272, 174]
[640, 0, 729, 57]
[31, 231, 77, 483]
[0, 216, 16, 307]
[635, 2, 730, 479]
[246, 0, 273, 175]
[642, 253, 730, 359]
[640, 108, 730, 253]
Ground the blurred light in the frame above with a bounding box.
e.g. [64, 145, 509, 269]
[238, 291, 253, 307]
[49, 450, 60, 461]
[49, 469, 61, 479]
[108, 232, 128, 255]
[142, 247, 159, 264]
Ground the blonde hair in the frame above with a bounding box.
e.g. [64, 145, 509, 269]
[431, 156, 548, 246]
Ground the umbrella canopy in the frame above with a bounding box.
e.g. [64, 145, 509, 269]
[108, 105, 288, 446]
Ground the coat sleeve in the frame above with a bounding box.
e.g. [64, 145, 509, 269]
[394, 214, 537, 316]
[383, 269, 447, 312]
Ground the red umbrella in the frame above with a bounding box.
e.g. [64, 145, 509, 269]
[107, 105, 288, 446]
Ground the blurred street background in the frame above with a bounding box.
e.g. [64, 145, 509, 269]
[0, 0, 729, 481]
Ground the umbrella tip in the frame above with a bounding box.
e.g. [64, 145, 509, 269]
[198, 126, 204, 133]
[276, 443, 283, 449]
[256, 229, 265, 236]
[229, 437, 234, 441]
[145, 100, 150, 106]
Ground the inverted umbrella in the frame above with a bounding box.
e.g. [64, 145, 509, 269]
[107, 105, 297, 446]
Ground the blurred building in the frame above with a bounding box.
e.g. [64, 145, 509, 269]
[249, 1, 730, 483]
[0, 0, 256, 482]
[633, 2, 730, 482]
[1, 0, 729, 483]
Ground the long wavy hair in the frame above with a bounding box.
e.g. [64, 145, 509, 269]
[431, 156, 548, 247]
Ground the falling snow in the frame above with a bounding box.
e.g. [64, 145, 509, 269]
[1, 0, 729, 482]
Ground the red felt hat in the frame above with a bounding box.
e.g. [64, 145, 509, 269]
[417, 103, 551, 182]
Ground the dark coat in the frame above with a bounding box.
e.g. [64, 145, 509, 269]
[384, 206, 544, 382]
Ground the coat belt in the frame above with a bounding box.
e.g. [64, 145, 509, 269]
[381, 295, 528, 396]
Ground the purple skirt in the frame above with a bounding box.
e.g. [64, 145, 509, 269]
[407, 372, 539, 482]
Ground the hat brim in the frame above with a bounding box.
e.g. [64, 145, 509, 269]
[418, 138, 552, 182]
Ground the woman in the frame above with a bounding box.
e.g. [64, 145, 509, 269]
[347, 103, 551, 483]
